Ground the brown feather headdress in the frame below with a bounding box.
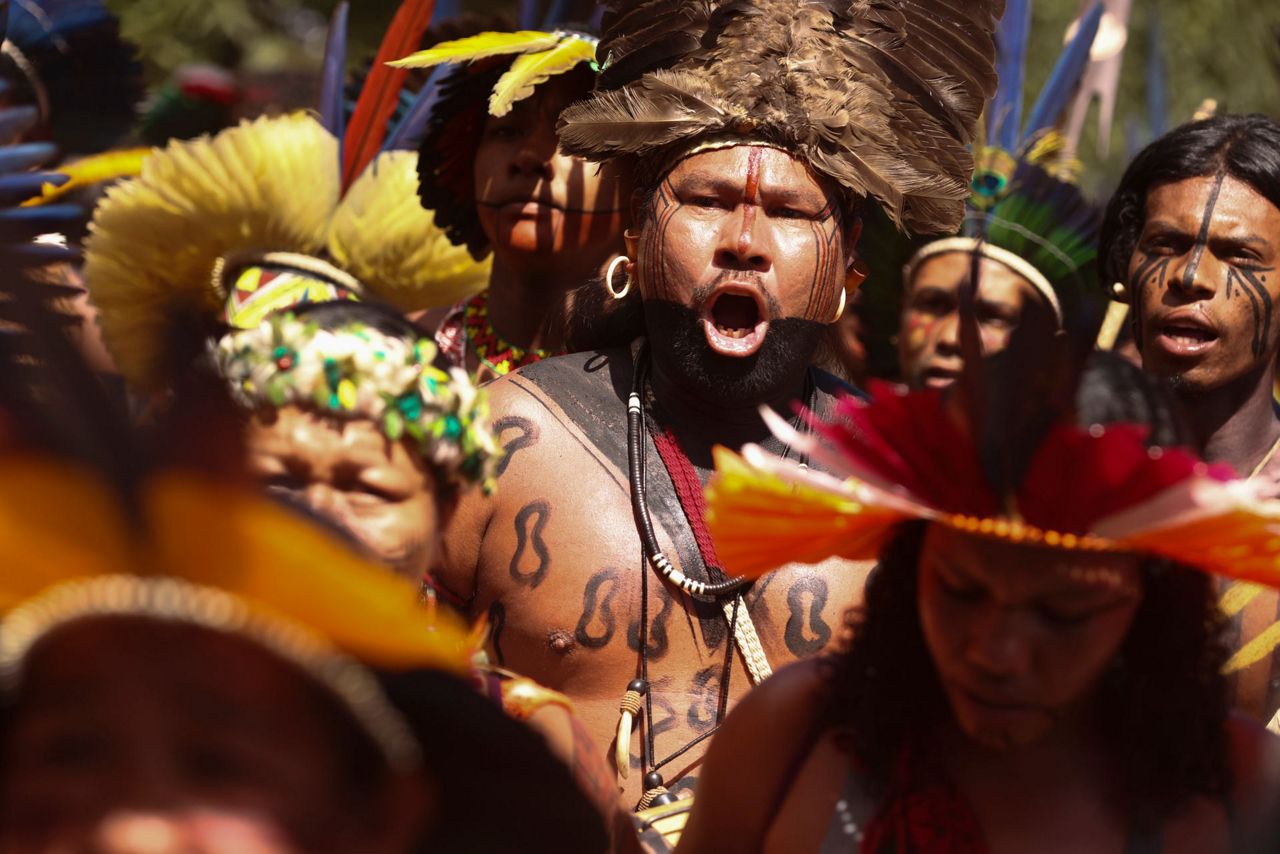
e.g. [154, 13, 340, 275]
[557, 0, 1005, 235]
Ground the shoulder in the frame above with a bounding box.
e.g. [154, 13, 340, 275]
[676, 659, 835, 853]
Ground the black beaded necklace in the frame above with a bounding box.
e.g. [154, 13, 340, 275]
[620, 343, 814, 808]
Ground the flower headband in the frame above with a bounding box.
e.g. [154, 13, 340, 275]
[216, 313, 501, 492]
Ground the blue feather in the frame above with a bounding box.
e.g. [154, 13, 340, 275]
[517, 0, 540, 29]
[382, 66, 447, 153]
[432, 0, 459, 22]
[1022, 1, 1103, 143]
[542, 0, 571, 28]
[989, 0, 1030, 152]
[1146, 9, 1168, 139]
[319, 2, 350, 141]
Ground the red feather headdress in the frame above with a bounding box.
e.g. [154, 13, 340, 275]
[706, 381, 1280, 587]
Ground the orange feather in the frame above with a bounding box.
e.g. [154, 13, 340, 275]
[341, 0, 437, 191]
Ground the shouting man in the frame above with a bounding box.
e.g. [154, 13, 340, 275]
[1100, 113, 1280, 722]
[434, 0, 1002, 807]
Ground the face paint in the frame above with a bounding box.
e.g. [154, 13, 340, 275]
[1131, 174, 1280, 391]
[636, 145, 849, 362]
[1178, 170, 1227, 292]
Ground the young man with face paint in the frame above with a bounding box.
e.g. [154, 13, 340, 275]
[432, 0, 1002, 809]
[403, 30, 630, 382]
[1099, 114, 1280, 722]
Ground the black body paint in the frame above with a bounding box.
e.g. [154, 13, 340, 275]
[575, 567, 623, 649]
[686, 665, 723, 732]
[487, 600, 507, 666]
[627, 580, 673, 661]
[784, 576, 833, 656]
[493, 415, 539, 478]
[509, 500, 551, 588]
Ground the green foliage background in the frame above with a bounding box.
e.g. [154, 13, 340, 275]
[108, 0, 1279, 189]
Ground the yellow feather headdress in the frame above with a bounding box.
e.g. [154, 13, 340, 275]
[84, 113, 490, 391]
[390, 29, 598, 117]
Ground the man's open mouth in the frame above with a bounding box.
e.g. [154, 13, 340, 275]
[1155, 313, 1220, 358]
[701, 286, 769, 357]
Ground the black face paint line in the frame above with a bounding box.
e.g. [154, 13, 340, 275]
[1179, 170, 1228, 292]
[1228, 266, 1277, 359]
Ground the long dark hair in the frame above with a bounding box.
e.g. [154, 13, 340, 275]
[1098, 113, 1280, 289]
[823, 521, 1230, 822]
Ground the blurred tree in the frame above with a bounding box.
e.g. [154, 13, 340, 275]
[1024, 0, 1280, 192]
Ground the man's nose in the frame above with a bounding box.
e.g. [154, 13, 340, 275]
[1169, 250, 1221, 300]
[934, 313, 961, 355]
[712, 205, 772, 272]
[509, 128, 557, 180]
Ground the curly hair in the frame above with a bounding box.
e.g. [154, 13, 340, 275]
[1098, 113, 1280, 291]
[822, 520, 1231, 824]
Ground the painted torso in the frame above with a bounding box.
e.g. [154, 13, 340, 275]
[435, 347, 871, 805]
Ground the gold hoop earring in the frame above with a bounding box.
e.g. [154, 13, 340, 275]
[830, 288, 847, 323]
[605, 255, 632, 300]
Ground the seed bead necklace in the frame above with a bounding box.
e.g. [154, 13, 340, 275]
[462, 291, 563, 376]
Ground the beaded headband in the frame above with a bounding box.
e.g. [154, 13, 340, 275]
[902, 236, 1063, 322]
[215, 313, 500, 493]
[0, 575, 421, 771]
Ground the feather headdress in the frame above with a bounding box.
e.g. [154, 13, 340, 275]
[83, 1, 492, 392]
[400, 27, 599, 258]
[705, 371, 1280, 589]
[84, 114, 489, 392]
[556, 0, 1004, 235]
[3, 0, 144, 154]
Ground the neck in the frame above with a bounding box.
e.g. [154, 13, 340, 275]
[1175, 362, 1280, 476]
[484, 255, 576, 353]
[941, 711, 1113, 809]
[646, 349, 810, 456]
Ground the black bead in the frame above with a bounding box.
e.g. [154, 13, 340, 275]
[627, 678, 647, 694]
[643, 771, 664, 790]
[650, 792, 679, 807]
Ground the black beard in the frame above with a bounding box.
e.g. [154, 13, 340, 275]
[643, 300, 825, 406]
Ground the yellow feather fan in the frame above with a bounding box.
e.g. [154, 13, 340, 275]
[84, 114, 488, 391]
[391, 30, 598, 117]
[328, 151, 490, 313]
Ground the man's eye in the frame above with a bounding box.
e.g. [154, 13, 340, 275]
[689, 196, 723, 209]
[769, 206, 808, 220]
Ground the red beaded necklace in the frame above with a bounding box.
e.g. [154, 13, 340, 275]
[462, 291, 563, 376]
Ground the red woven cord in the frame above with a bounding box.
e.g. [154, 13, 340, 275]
[651, 427, 724, 573]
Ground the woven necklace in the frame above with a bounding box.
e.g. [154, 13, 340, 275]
[462, 291, 563, 376]
[619, 343, 813, 809]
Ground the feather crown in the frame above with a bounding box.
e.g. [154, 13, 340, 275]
[84, 113, 490, 392]
[705, 364, 1280, 589]
[83, 2, 493, 392]
[555, 0, 1005, 235]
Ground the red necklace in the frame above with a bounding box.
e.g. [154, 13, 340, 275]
[462, 291, 563, 376]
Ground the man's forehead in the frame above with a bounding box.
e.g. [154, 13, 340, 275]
[1147, 174, 1280, 235]
[670, 144, 817, 183]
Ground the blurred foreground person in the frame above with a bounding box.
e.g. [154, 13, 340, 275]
[396, 28, 627, 380]
[689, 340, 1280, 851]
[437, 0, 1002, 812]
[0, 272, 607, 854]
[1100, 114, 1280, 722]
